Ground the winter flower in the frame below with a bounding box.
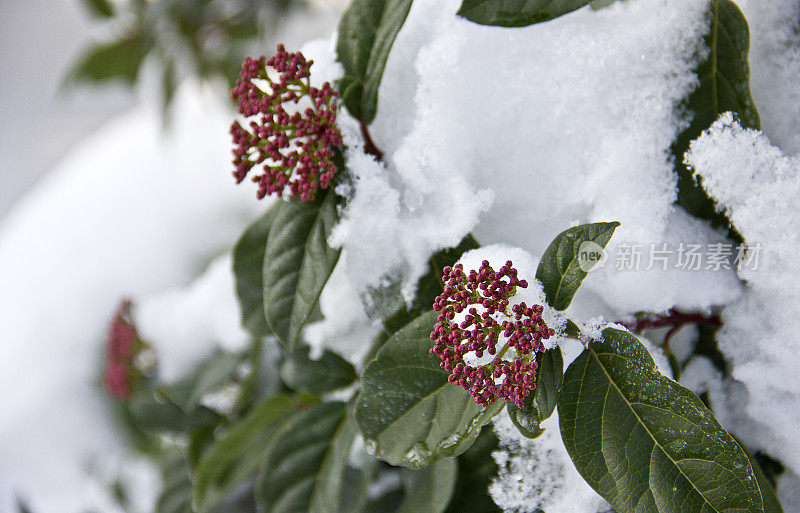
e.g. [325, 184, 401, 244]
[230, 45, 343, 201]
[429, 260, 554, 408]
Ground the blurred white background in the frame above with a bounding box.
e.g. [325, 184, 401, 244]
[0, 0, 135, 220]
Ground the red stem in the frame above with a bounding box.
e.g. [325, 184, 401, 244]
[360, 121, 383, 161]
[619, 309, 721, 350]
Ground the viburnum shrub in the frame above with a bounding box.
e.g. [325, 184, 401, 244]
[98, 2, 785, 513]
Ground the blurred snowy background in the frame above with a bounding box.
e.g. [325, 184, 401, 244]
[0, 1, 345, 511]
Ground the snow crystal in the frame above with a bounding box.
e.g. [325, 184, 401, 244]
[685, 112, 800, 508]
[490, 410, 609, 513]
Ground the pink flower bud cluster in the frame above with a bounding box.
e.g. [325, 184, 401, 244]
[230, 45, 343, 201]
[429, 260, 555, 408]
[103, 300, 140, 400]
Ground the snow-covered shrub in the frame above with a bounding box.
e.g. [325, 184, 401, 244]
[81, 1, 800, 512]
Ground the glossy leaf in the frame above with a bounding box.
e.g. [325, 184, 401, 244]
[507, 346, 563, 439]
[674, 0, 760, 229]
[233, 206, 280, 337]
[256, 401, 349, 513]
[355, 311, 504, 469]
[308, 406, 360, 513]
[559, 328, 763, 513]
[193, 394, 297, 512]
[336, 0, 413, 123]
[457, 0, 592, 27]
[734, 437, 785, 513]
[446, 426, 502, 513]
[535, 222, 619, 310]
[263, 191, 341, 351]
[279, 345, 357, 394]
[396, 459, 457, 513]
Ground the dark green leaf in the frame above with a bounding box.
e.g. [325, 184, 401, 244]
[82, 0, 115, 17]
[193, 394, 297, 512]
[536, 222, 619, 310]
[233, 205, 280, 337]
[446, 426, 502, 513]
[156, 450, 194, 513]
[280, 345, 357, 393]
[263, 191, 341, 351]
[396, 459, 457, 513]
[256, 401, 350, 513]
[159, 351, 241, 413]
[127, 390, 220, 433]
[733, 437, 785, 513]
[674, 0, 759, 230]
[69, 33, 152, 84]
[507, 346, 563, 439]
[336, 0, 414, 123]
[559, 328, 763, 513]
[308, 405, 360, 513]
[457, 0, 592, 27]
[355, 311, 504, 469]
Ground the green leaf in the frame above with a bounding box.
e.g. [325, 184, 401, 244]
[559, 328, 763, 513]
[127, 390, 220, 433]
[280, 345, 357, 394]
[263, 191, 341, 351]
[355, 311, 504, 469]
[256, 401, 350, 513]
[233, 206, 280, 337]
[159, 351, 242, 413]
[446, 426, 502, 513]
[336, 0, 414, 123]
[309, 406, 360, 513]
[69, 33, 152, 85]
[193, 394, 297, 512]
[674, 0, 760, 230]
[457, 0, 592, 27]
[535, 222, 619, 310]
[156, 450, 194, 513]
[82, 0, 115, 18]
[507, 346, 563, 439]
[733, 437, 785, 513]
[396, 459, 457, 513]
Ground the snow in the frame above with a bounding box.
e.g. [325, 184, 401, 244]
[321, 0, 742, 319]
[490, 410, 610, 513]
[685, 112, 800, 507]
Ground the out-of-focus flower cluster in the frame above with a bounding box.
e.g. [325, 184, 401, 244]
[103, 300, 150, 400]
[230, 45, 343, 201]
[430, 261, 555, 408]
